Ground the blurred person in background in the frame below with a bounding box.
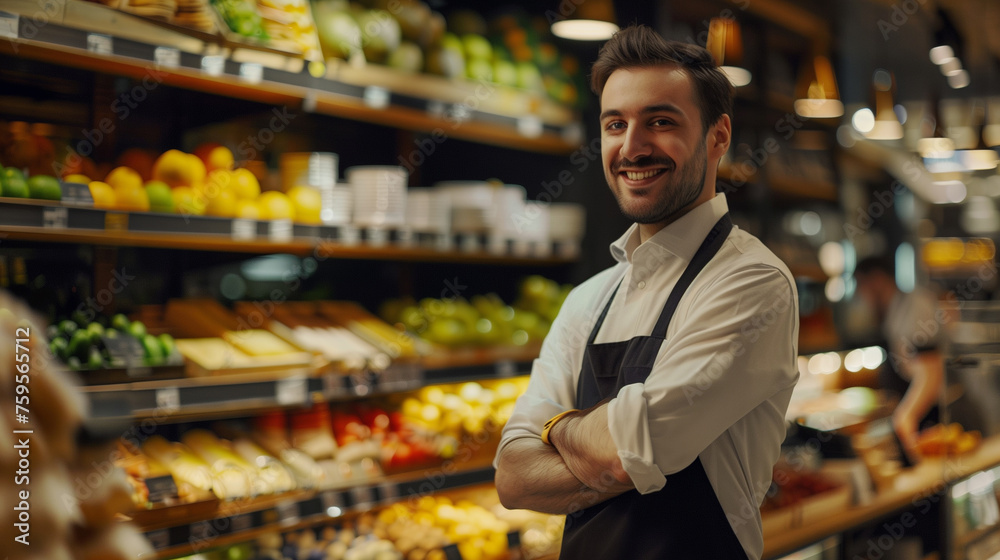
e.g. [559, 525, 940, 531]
[854, 256, 983, 456]
[494, 25, 799, 560]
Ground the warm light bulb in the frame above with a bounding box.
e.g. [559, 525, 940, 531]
[551, 20, 619, 41]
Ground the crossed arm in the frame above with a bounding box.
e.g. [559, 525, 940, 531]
[494, 402, 634, 514]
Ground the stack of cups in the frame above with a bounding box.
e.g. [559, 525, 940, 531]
[347, 166, 408, 244]
[548, 203, 586, 258]
[406, 187, 451, 249]
[489, 184, 527, 255]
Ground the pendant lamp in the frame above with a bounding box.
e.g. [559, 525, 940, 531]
[550, 0, 619, 41]
[793, 55, 844, 119]
[865, 70, 903, 140]
[706, 18, 751, 87]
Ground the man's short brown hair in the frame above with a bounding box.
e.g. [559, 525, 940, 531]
[591, 25, 734, 133]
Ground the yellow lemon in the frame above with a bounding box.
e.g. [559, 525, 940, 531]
[114, 185, 150, 212]
[65, 173, 91, 184]
[256, 191, 295, 221]
[231, 168, 261, 200]
[104, 166, 143, 192]
[205, 188, 237, 218]
[234, 199, 260, 219]
[206, 146, 234, 172]
[287, 185, 322, 224]
[153, 150, 205, 189]
[88, 181, 116, 209]
[204, 169, 234, 198]
[172, 185, 206, 215]
[187, 153, 206, 186]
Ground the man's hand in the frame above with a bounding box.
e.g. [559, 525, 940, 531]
[549, 403, 633, 493]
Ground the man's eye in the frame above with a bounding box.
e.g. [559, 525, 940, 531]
[605, 121, 625, 130]
[653, 119, 675, 126]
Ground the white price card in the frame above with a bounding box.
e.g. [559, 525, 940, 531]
[154, 46, 180, 68]
[155, 387, 180, 412]
[516, 116, 543, 138]
[0, 11, 19, 40]
[268, 219, 293, 242]
[494, 359, 516, 378]
[426, 99, 445, 118]
[275, 376, 307, 405]
[87, 33, 113, 55]
[362, 86, 389, 109]
[239, 62, 263, 84]
[231, 218, 256, 241]
[275, 501, 300, 525]
[201, 55, 225, 76]
[43, 207, 68, 229]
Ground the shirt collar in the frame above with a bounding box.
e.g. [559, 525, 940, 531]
[609, 193, 730, 264]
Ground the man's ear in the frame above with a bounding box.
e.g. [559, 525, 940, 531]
[707, 114, 732, 160]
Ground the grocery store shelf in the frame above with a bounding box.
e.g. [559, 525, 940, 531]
[80, 353, 533, 422]
[0, 3, 583, 154]
[138, 462, 496, 558]
[0, 200, 576, 264]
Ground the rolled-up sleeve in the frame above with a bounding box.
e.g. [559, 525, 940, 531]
[494, 268, 622, 467]
[607, 265, 799, 493]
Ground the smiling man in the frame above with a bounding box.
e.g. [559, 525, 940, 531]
[494, 25, 800, 559]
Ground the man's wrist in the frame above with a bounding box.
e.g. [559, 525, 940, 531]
[541, 409, 578, 446]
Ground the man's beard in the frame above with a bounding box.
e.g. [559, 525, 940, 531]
[609, 139, 708, 225]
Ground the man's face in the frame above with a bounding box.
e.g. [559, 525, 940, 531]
[600, 65, 714, 225]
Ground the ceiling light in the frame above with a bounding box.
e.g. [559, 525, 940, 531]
[794, 55, 844, 118]
[550, 0, 618, 41]
[917, 94, 954, 158]
[706, 18, 751, 87]
[949, 70, 970, 89]
[939, 57, 962, 76]
[865, 70, 903, 140]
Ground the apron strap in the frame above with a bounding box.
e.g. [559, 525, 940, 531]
[650, 213, 733, 339]
[586, 277, 624, 346]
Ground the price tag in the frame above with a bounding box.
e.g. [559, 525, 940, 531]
[349, 486, 374, 508]
[362, 86, 389, 109]
[275, 376, 307, 405]
[42, 207, 68, 229]
[144, 474, 179, 504]
[494, 359, 516, 378]
[516, 116, 543, 138]
[0, 11, 19, 40]
[231, 218, 256, 240]
[155, 387, 180, 412]
[239, 62, 263, 84]
[377, 482, 399, 503]
[154, 46, 180, 68]
[60, 181, 93, 206]
[442, 544, 463, 560]
[105, 211, 128, 231]
[201, 55, 225, 76]
[426, 99, 445, 118]
[145, 529, 170, 550]
[230, 513, 254, 533]
[303, 91, 317, 113]
[275, 501, 300, 525]
[86, 33, 113, 55]
[269, 219, 293, 242]
[562, 122, 585, 145]
[446, 103, 470, 123]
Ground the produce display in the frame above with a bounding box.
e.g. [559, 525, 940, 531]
[380, 275, 570, 348]
[0, 164, 62, 201]
[46, 312, 181, 371]
[914, 423, 982, 456]
[761, 465, 843, 512]
[395, 378, 527, 443]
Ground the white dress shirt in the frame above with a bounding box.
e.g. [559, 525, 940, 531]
[495, 194, 800, 559]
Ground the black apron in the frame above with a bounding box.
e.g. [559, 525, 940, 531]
[560, 214, 749, 560]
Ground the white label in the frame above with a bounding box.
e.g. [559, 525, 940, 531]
[447, 103, 470, 123]
[303, 91, 317, 113]
[275, 501, 300, 525]
[42, 207, 68, 229]
[321, 490, 345, 511]
[86, 34, 113, 55]
[154, 46, 180, 68]
[426, 100, 445, 117]
[494, 359, 516, 377]
[275, 376, 307, 405]
[562, 122, 585, 145]
[0, 11, 19, 40]
[322, 374, 348, 398]
[269, 219, 293, 242]
[231, 218, 256, 241]
[201, 55, 225, 76]
[239, 62, 263, 84]
[517, 116, 544, 138]
[362, 86, 389, 109]
[155, 387, 180, 412]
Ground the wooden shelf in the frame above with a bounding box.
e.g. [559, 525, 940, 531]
[0, 1, 583, 155]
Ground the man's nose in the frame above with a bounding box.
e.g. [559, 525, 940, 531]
[621, 125, 653, 162]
